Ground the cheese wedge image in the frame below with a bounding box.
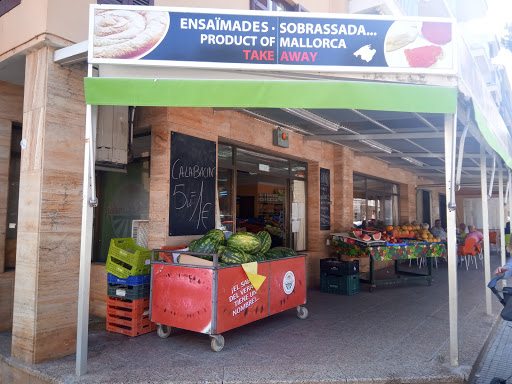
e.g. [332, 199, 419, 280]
[385, 21, 419, 52]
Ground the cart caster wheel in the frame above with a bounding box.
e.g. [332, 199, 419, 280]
[157, 324, 171, 339]
[210, 334, 224, 352]
[296, 306, 309, 320]
[369, 287, 374, 293]
[427, 280, 432, 286]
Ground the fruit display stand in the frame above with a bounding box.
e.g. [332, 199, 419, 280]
[150, 250, 308, 351]
[331, 234, 447, 292]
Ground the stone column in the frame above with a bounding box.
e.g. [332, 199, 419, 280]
[333, 145, 353, 231]
[11, 46, 86, 364]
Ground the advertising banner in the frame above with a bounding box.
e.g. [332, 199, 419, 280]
[89, 6, 454, 73]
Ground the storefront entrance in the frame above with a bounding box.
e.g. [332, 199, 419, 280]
[217, 143, 307, 250]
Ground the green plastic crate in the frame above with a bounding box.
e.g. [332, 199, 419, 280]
[320, 273, 359, 296]
[105, 238, 153, 279]
[107, 283, 150, 300]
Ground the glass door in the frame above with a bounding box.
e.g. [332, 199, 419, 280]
[217, 143, 307, 250]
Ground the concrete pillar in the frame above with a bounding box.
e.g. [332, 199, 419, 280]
[399, 183, 417, 224]
[333, 145, 353, 231]
[11, 46, 86, 364]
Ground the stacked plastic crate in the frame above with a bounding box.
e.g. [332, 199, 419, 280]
[320, 258, 360, 295]
[105, 238, 157, 336]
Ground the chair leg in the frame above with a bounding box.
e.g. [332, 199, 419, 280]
[461, 256, 468, 270]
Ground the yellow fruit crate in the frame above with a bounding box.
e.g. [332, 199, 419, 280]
[105, 238, 153, 279]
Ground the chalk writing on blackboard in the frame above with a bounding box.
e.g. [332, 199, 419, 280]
[169, 132, 216, 236]
[320, 168, 330, 231]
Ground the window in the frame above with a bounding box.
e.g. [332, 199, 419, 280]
[250, 0, 293, 12]
[98, 0, 154, 5]
[353, 174, 399, 228]
[0, 0, 21, 16]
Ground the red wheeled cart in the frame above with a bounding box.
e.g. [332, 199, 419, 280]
[150, 251, 308, 351]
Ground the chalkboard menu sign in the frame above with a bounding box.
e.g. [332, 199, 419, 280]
[169, 132, 216, 236]
[320, 168, 331, 231]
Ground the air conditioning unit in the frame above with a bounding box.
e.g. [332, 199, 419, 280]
[96, 105, 129, 166]
[131, 220, 149, 248]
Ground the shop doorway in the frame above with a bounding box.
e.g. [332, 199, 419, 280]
[5, 123, 22, 270]
[237, 171, 287, 247]
[439, 193, 447, 230]
[217, 143, 307, 251]
[416, 190, 432, 227]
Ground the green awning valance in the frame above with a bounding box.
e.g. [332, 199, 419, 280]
[84, 78, 457, 113]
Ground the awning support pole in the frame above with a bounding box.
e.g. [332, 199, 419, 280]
[445, 113, 458, 367]
[455, 123, 469, 191]
[508, 170, 512, 288]
[499, 162, 506, 278]
[76, 63, 97, 376]
[489, 154, 496, 199]
[480, 143, 492, 315]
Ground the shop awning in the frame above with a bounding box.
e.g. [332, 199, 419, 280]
[84, 78, 457, 113]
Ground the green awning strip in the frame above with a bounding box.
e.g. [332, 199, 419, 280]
[84, 78, 457, 113]
[473, 100, 512, 169]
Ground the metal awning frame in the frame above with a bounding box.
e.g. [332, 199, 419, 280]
[54, 42, 512, 375]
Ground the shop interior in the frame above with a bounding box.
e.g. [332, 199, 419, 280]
[218, 143, 307, 251]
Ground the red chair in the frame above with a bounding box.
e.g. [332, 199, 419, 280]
[474, 243, 483, 267]
[489, 231, 498, 251]
[457, 238, 477, 270]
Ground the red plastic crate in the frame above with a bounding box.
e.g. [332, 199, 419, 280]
[107, 296, 150, 318]
[106, 297, 156, 337]
[106, 312, 157, 337]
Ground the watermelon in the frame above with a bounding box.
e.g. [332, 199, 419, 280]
[205, 229, 226, 245]
[253, 252, 266, 261]
[219, 246, 249, 265]
[188, 239, 199, 250]
[360, 234, 371, 241]
[271, 247, 297, 257]
[227, 232, 261, 254]
[372, 232, 382, 241]
[352, 230, 362, 238]
[265, 248, 283, 260]
[189, 236, 219, 254]
[256, 231, 272, 253]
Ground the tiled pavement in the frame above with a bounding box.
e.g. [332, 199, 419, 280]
[0, 254, 508, 384]
[472, 319, 512, 384]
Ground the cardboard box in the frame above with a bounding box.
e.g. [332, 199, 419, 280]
[342, 255, 369, 273]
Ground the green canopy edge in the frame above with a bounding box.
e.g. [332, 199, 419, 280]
[84, 78, 457, 113]
[473, 100, 512, 169]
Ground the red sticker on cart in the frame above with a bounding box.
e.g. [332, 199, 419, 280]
[269, 257, 306, 316]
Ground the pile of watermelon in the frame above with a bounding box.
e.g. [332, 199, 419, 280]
[187, 229, 296, 265]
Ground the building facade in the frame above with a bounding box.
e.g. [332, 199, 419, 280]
[0, 0, 510, 368]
